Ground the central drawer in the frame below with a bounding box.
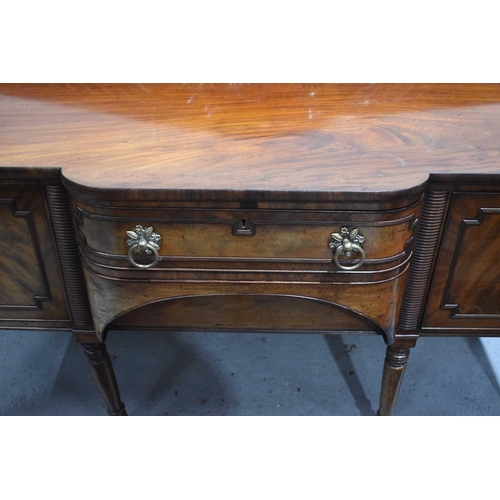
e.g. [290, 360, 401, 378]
[73, 203, 418, 283]
[69, 195, 422, 343]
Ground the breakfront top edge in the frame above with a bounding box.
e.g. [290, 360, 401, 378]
[1, 84, 499, 198]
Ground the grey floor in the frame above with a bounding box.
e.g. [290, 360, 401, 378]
[1, 329, 499, 416]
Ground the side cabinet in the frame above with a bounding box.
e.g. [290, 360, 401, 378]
[0, 181, 71, 330]
[423, 191, 500, 334]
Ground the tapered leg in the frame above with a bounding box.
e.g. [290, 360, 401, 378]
[378, 345, 410, 416]
[82, 342, 127, 416]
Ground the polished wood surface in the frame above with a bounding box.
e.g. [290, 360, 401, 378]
[111, 295, 376, 333]
[1, 84, 500, 202]
[76, 206, 416, 261]
[0, 183, 70, 329]
[70, 161, 418, 345]
[424, 192, 500, 332]
[398, 190, 449, 333]
[1, 84, 500, 415]
[82, 342, 127, 416]
[378, 341, 414, 416]
[84, 271, 406, 343]
[0, 189, 47, 306]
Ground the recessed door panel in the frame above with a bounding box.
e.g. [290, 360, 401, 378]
[0, 184, 70, 328]
[423, 193, 500, 332]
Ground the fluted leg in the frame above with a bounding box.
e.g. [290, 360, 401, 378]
[82, 342, 127, 416]
[378, 345, 410, 416]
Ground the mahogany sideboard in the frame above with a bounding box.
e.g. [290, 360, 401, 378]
[1, 83, 500, 416]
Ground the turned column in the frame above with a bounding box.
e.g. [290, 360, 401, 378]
[378, 345, 411, 416]
[378, 190, 450, 415]
[82, 342, 127, 416]
[46, 184, 127, 415]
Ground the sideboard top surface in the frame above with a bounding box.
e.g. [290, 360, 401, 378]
[1, 84, 500, 200]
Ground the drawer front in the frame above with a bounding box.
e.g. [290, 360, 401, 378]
[74, 203, 418, 283]
[81, 219, 406, 260]
[423, 192, 500, 332]
[72, 197, 421, 343]
[0, 184, 70, 329]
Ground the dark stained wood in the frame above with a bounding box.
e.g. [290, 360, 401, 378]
[110, 295, 380, 333]
[423, 192, 500, 332]
[0, 184, 70, 329]
[0, 84, 500, 203]
[1, 84, 500, 415]
[73, 185, 419, 346]
[0, 197, 49, 307]
[45, 185, 94, 330]
[398, 191, 449, 332]
[75, 206, 417, 261]
[84, 272, 407, 344]
[378, 337, 417, 416]
[81, 342, 127, 416]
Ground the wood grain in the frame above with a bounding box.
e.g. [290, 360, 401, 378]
[1, 84, 500, 202]
[110, 295, 378, 333]
[84, 269, 407, 344]
[398, 191, 449, 332]
[0, 184, 70, 326]
[78, 215, 414, 261]
[0, 198, 48, 307]
[423, 192, 500, 331]
[81, 342, 127, 416]
[45, 185, 93, 329]
[378, 344, 412, 416]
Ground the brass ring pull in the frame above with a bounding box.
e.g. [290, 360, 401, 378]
[329, 226, 366, 271]
[126, 225, 162, 269]
[333, 243, 365, 271]
[127, 243, 159, 268]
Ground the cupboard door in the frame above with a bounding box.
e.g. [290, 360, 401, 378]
[423, 192, 500, 332]
[0, 184, 70, 329]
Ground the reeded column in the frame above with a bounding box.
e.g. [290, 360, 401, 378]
[380, 190, 449, 415]
[46, 184, 127, 416]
